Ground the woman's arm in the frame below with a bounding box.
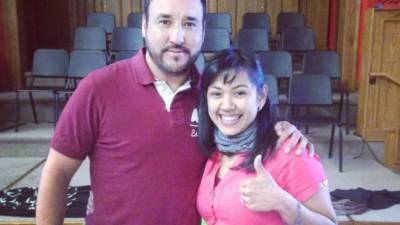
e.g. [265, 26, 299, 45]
[239, 155, 336, 225]
[277, 186, 337, 225]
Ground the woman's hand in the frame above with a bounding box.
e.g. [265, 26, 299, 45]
[239, 155, 288, 212]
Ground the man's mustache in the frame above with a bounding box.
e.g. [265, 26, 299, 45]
[162, 45, 190, 54]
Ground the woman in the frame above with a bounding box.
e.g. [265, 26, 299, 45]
[197, 48, 337, 225]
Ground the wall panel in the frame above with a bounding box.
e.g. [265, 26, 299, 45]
[94, 0, 103, 12]
[121, 0, 132, 26]
[85, 0, 95, 15]
[337, 0, 360, 91]
[105, 0, 121, 25]
[301, 0, 329, 50]
[217, 0, 237, 36]
[77, 0, 88, 26]
[1, 0, 21, 90]
[266, 0, 283, 35]
[282, 0, 299, 12]
[236, 1, 259, 35]
[207, 0, 218, 12]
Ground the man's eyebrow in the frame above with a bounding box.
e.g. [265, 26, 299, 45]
[156, 14, 172, 19]
[186, 16, 199, 22]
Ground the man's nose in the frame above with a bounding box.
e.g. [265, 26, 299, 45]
[169, 24, 184, 45]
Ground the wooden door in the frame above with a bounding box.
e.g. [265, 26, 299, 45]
[357, 9, 400, 171]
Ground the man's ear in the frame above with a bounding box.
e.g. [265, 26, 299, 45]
[258, 84, 269, 110]
[141, 15, 147, 38]
[201, 21, 206, 43]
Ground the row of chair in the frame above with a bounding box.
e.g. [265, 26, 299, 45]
[202, 26, 315, 53]
[74, 26, 143, 62]
[205, 12, 304, 35]
[86, 11, 305, 35]
[87, 12, 142, 34]
[259, 50, 348, 136]
[87, 11, 312, 52]
[15, 48, 208, 131]
[15, 49, 108, 131]
[259, 51, 340, 85]
[74, 25, 315, 63]
[85, 11, 314, 57]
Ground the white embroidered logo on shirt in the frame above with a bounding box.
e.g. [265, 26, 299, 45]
[190, 108, 199, 137]
[86, 191, 94, 215]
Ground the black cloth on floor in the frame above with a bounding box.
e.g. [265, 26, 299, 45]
[331, 188, 400, 215]
[0, 186, 90, 217]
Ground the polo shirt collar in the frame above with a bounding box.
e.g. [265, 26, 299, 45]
[131, 48, 200, 87]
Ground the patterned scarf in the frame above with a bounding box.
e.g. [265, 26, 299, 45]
[214, 122, 257, 154]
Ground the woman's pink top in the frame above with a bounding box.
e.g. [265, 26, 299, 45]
[197, 149, 327, 225]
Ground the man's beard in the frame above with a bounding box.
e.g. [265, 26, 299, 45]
[146, 43, 200, 76]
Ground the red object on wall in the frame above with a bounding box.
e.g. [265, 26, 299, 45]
[0, 8, 6, 70]
[328, 0, 338, 51]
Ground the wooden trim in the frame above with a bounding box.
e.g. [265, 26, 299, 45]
[384, 129, 400, 170]
[357, 8, 375, 138]
[1, 0, 22, 90]
[370, 72, 400, 86]
[336, 0, 360, 91]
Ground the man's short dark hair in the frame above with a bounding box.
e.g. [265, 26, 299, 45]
[143, 0, 207, 23]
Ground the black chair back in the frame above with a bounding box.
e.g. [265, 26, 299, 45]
[202, 28, 230, 52]
[87, 12, 116, 34]
[205, 13, 232, 33]
[243, 12, 271, 34]
[74, 27, 107, 51]
[258, 51, 292, 79]
[237, 28, 269, 52]
[111, 27, 144, 51]
[127, 12, 143, 28]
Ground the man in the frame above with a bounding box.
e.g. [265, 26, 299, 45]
[36, 0, 311, 224]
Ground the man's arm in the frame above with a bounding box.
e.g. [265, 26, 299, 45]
[36, 148, 83, 225]
[275, 121, 314, 156]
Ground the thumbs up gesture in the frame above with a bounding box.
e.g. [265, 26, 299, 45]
[239, 155, 286, 212]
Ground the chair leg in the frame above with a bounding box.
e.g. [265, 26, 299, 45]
[15, 91, 20, 132]
[328, 125, 335, 158]
[65, 93, 69, 102]
[28, 91, 38, 124]
[345, 92, 350, 135]
[339, 125, 343, 172]
[53, 92, 59, 128]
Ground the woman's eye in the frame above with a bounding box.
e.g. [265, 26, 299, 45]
[208, 92, 221, 97]
[235, 91, 247, 96]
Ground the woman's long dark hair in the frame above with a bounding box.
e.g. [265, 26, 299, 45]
[198, 48, 278, 172]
